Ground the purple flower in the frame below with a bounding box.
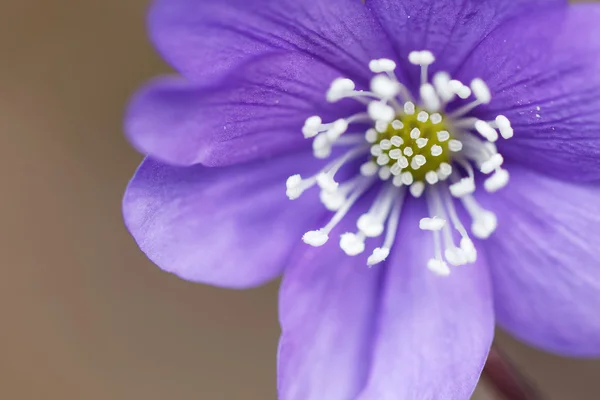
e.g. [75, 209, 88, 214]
[123, 0, 600, 398]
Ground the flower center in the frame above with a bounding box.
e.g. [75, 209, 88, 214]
[286, 51, 514, 275]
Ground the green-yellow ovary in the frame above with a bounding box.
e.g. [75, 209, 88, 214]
[374, 109, 452, 182]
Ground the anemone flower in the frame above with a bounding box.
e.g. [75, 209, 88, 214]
[123, 0, 600, 398]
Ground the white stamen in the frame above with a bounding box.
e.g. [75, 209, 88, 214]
[403, 147, 414, 157]
[367, 247, 390, 266]
[417, 111, 430, 122]
[401, 171, 414, 185]
[404, 101, 416, 115]
[390, 135, 404, 146]
[340, 232, 366, 255]
[313, 133, 332, 158]
[365, 128, 378, 143]
[377, 154, 390, 166]
[302, 230, 329, 246]
[327, 78, 356, 102]
[433, 71, 454, 102]
[474, 120, 499, 142]
[397, 156, 409, 169]
[379, 139, 392, 150]
[470, 78, 491, 104]
[317, 172, 339, 192]
[370, 144, 382, 156]
[390, 162, 403, 175]
[430, 113, 443, 124]
[427, 259, 451, 276]
[360, 161, 378, 176]
[480, 153, 504, 174]
[378, 166, 392, 180]
[436, 130, 450, 142]
[389, 149, 402, 159]
[449, 177, 475, 198]
[420, 84, 441, 112]
[484, 169, 510, 192]
[471, 210, 497, 239]
[302, 116, 322, 138]
[369, 58, 397, 73]
[495, 115, 514, 139]
[425, 171, 439, 185]
[414, 154, 427, 166]
[410, 128, 421, 139]
[410, 181, 425, 198]
[368, 101, 395, 123]
[391, 120, 404, 130]
[430, 145, 443, 157]
[416, 138, 429, 148]
[420, 216, 446, 231]
[325, 119, 349, 141]
[375, 121, 388, 133]
[448, 139, 463, 152]
[371, 75, 401, 98]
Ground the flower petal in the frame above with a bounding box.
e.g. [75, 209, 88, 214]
[277, 213, 383, 400]
[357, 200, 494, 400]
[150, 0, 393, 82]
[126, 52, 359, 166]
[459, 4, 600, 181]
[366, 0, 565, 84]
[278, 200, 494, 400]
[122, 152, 323, 289]
[478, 164, 600, 356]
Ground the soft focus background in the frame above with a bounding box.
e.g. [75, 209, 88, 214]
[1, 0, 599, 399]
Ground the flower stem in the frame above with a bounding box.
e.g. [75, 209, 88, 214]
[482, 345, 545, 400]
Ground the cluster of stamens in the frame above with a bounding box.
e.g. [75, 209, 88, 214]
[286, 51, 514, 275]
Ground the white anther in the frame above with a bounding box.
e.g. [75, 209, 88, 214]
[436, 130, 450, 142]
[379, 139, 392, 150]
[390, 162, 403, 175]
[471, 78, 491, 104]
[449, 80, 471, 99]
[449, 178, 475, 198]
[414, 154, 427, 166]
[369, 58, 397, 73]
[389, 148, 402, 160]
[377, 154, 390, 166]
[403, 147, 414, 157]
[378, 166, 392, 180]
[445, 247, 468, 266]
[474, 120, 499, 142]
[302, 116, 322, 138]
[484, 169, 510, 192]
[375, 121, 388, 133]
[390, 136, 403, 146]
[392, 175, 404, 187]
[319, 190, 346, 211]
[327, 78, 356, 102]
[408, 51, 422, 65]
[410, 181, 425, 198]
[397, 156, 409, 169]
[425, 171, 439, 185]
[433, 71, 454, 102]
[404, 102, 416, 115]
[371, 75, 400, 98]
[365, 128, 378, 143]
[340, 233, 366, 256]
[480, 154, 504, 174]
[370, 144, 383, 157]
[420, 84, 441, 112]
[401, 171, 414, 185]
[430, 144, 443, 157]
[360, 161, 378, 177]
[367, 247, 390, 266]
[460, 237, 477, 263]
[313, 133, 331, 158]
[368, 102, 395, 123]
[427, 259, 451, 276]
[303, 230, 329, 247]
[430, 113, 443, 124]
[410, 157, 421, 170]
[417, 111, 430, 122]
[391, 120, 404, 130]
[495, 115, 514, 139]
[412, 50, 435, 66]
[357, 214, 384, 237]
[471, 210, 497, 239]
[448, 139, 463, 152]
[439, 162, 452, 177]
[325, 119, 349, 141]
[410, 128, 421, 139]
[420, 216, 446, 231]
[316, 172, 339, 192]
[286, 174, 305, 200]
[416, 138, 429, 148]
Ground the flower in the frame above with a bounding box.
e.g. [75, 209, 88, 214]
[122, 0, 600, 398]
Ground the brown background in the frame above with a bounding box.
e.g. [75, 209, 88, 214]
[1, 1, 599, 399]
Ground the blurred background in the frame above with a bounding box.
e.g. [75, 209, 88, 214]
[1, 0, 599, 399]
